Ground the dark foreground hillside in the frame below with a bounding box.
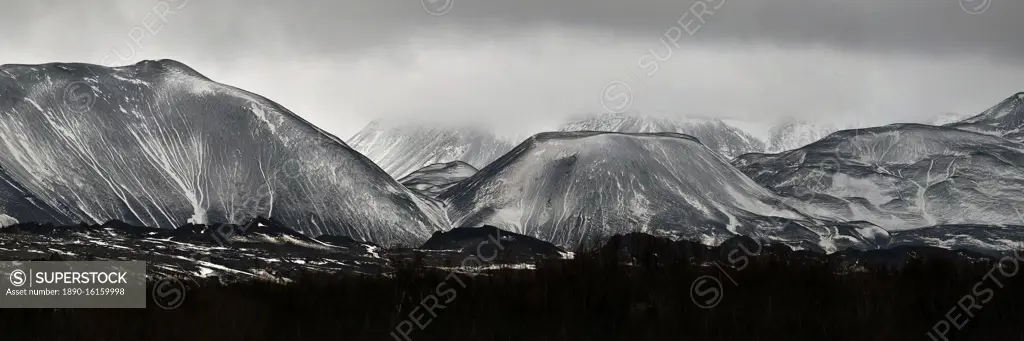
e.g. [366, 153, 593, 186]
[1, 234, 1022, 341]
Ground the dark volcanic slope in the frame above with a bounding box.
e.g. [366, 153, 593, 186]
[734, 123, 1024, 234]
[399, 161, 478, 197]
[0, 166, 70, 225]
[440, 131, 889, 251]
[0, 60, 445, 245]
[421, 225, 566, 261]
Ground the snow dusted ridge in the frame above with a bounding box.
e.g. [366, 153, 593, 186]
[0, 60, 446, 245]
[558, 113, 764, 159]
[348, 120, 518, 178]
[734, 123, 1024, 231]
[399, 161, 478, 197]
[439, 131, 889, 251]
[945, 92, 1024, 142]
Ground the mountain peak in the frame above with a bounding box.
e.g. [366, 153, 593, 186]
[945, 92, 1024, 141]
[0, 59, 209, 81]
[558, 113, 764, 158]
[135, 59, 210, 79]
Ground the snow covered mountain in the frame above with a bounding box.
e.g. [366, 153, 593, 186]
[734, 123, 1024, 231]
[399, 161, 478, 197]
[945, 92, 1024, 141]
[558, 113, 764, 159]
[930, 113, 972, 126]
[0, 60, 445, 245]
[348, 121, 518, 178]
[764, 119, 842, 154]
[438, 131, 889, 251]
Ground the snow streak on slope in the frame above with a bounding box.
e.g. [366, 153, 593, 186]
[348, 121, 518, 178]
[399, 161, 478, 197]
[440, 131, 889, 251]
[558, 113, 764, 159]
[734, 123, 1024, 231]
[946, 92, 1024, 141]
[0, 165, 70, 224]
[0, 60, 445, 245]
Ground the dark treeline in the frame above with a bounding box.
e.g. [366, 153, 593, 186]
[1, 234, 1022, 341]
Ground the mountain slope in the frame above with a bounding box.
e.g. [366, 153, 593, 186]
[0, 60, 444, 245]
[558, 113, 764, 159]
[439, 131, 888, 251]
[348, 121, 517, 178]
[399, 161, 478, 197]
[734, 123, 1024, 230]
[0, 166, 71, 224]
[945, 92, 1024, 141]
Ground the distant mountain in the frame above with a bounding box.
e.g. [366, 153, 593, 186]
[764, 119, 842, 154]
[439, 131, 889, 251]
[734, 123, 1024, 231]
[930, 113, 972, 126]
[0, 60, 445, 245]
[557, 113, 764, 158]
[347, 121, 518, 178]
[945, 92, 1024, 141]
[399, 161, 478, 197]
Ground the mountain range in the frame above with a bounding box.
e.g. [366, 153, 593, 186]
[1, 59, 1021, 253]
[350, 113, 842, 176]
[734, 123, 1024, 230]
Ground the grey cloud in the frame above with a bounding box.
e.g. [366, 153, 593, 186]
[3, 0, 1023, 62]
[1, 0, 1022, 140]
[178, 0, 1024, 63]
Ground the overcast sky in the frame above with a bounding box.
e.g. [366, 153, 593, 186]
[3, 0, 1023, 138]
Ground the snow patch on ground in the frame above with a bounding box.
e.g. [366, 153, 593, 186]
[0, 214, 17, 227]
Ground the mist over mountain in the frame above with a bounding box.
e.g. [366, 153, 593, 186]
[348, 120, 518, 178]
[0, 60, 445, 245]
[764, 119, 844, 154]
[557, 113, 765, 158]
